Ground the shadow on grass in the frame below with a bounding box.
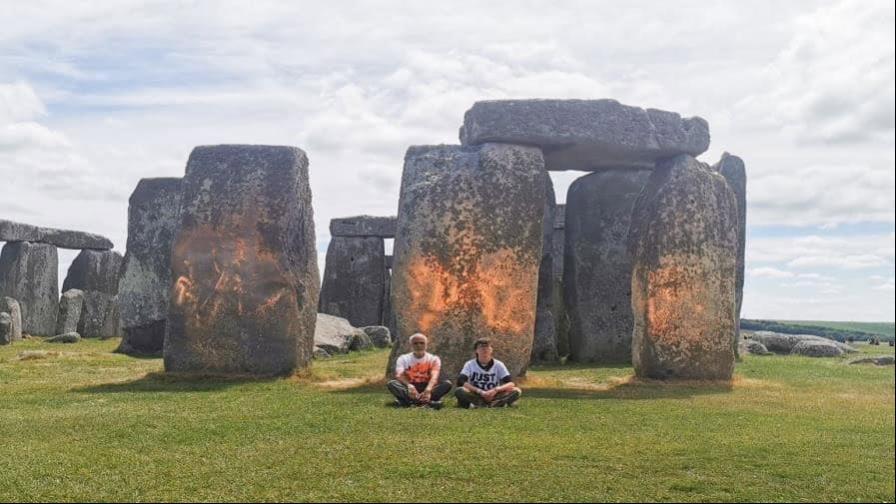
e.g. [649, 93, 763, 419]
[73, 371, 280, 394]
[329, 376, 732, 401]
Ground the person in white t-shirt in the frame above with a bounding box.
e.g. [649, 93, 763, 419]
[454, 338, 522, 408]
[387, 333, 452, 409]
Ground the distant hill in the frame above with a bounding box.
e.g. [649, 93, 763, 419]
[741, 319, 895, 343]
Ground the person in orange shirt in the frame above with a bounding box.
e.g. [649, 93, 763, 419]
[387, 333, 452, 409]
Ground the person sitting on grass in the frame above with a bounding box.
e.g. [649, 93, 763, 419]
[387, 333, 452, 409]
[454, 338, 522, 408]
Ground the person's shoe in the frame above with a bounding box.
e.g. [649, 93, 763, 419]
[392, 399, 409, 408]
[428, 401, 443, 410]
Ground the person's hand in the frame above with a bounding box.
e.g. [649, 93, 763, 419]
[482, 388, 497, 401]
[408, 385, 419, 400]
[420, 390, 432, 403]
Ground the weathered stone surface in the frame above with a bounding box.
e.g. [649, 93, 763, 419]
[63, 249, 123, 294]
[749, 331, 857, 355]
[713, 153, 746, 352]
[849, 355, 895, 366]
[629, 155, 738, 380]
[165, 145, 320, 376]
[55, 289, 84, 335]
[318, 236, 386, 327]
[77, 291, 119, 338]
[739, 339, 771, 356]
[791, 340, 843, 357]
[362, 326, 392, 348]
[314, 313, 364, 355]
[47, 332, 80, 343]
[0, 219, 113, 250]
[532, 178, 558, 363]
[313, 346, 331, 359]
[117, 177, 182, 355]
[460, 99, 710, 171]
[0, 313, 12, 345]
[329, 216, 397, 238]
[0, 242, 59, 336]
[0, 297, 22, 342]
[551, 204, 569, 358]
[349, 331, 373, 351]
[565, 169, 651, 363]
[388, 144, 547, 378]
[554, 204, 565, 230]
[62, 249, 122, 338]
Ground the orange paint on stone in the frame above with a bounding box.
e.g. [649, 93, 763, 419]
[403, 249, 533, 335]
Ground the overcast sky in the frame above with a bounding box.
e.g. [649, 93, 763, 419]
[1, 0, 893, 321]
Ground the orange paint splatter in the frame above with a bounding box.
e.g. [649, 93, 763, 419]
[401, 249, 535, 335]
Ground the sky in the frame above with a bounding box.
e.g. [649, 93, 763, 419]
[0, 0, 893, 322]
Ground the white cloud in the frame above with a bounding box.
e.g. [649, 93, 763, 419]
[748, 233, 895, 270]
[1, 1, 892, 320]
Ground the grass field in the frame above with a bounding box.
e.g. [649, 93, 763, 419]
[1, 338, 893, 502]
[775, 321, 896, 339]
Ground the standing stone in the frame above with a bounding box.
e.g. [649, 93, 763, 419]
[713, 153, 746, 353]
[628, 154, 738, 380]
[0, 242, 58, 336]
[532, 178, 558, 363]
[0, 312, 12, 344]
[388, 143, 547, 378]
[55, 289, 84, 335]
[0, 297, 22, 342]
[552, 204, 570, 358]
[165, 145, 319, 376]
[318, 236, 386, 327]
[564, 169, 651, 363]
[382, 269, 397, 338]
[460, 99, 711, 170]
[62, 249, 123, 338]
[116, 178, 182, 355]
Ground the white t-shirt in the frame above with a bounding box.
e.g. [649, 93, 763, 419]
[395, 352, 441, 384]
[459, 359, 511, 391]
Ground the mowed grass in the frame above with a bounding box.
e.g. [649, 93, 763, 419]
[1, 339, 893, 502]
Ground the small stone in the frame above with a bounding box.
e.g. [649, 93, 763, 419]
[47, 332, 81, 343]
[55, 289, 84, 335]
[848, 355, 894, 366]
[362, 326, 392, 348]
[0, 297, 22, 342]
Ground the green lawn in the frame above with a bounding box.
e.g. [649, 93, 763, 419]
[1, 339, 893, 502]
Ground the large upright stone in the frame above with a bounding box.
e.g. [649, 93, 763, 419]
[318, 236, 386, 327]
[0, 242, 58, 336]
[62, 249, 123, 338]
[0, 297, 22, 342]
[117, 178, 182, 355]
[329, 216, 397, 238]
[628, 154, 738, 380]
[0, 219, 113, 250]
[713, 153, 746, 350]
[165, 145, 319, 376]
[63, 249, 123, 294]
[552, 204, 570, 357]
[532, 178, 558, 363]
[564, 169, 651, 363]
[460, 100, 710, 171]
[388, 143, 547, 378]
